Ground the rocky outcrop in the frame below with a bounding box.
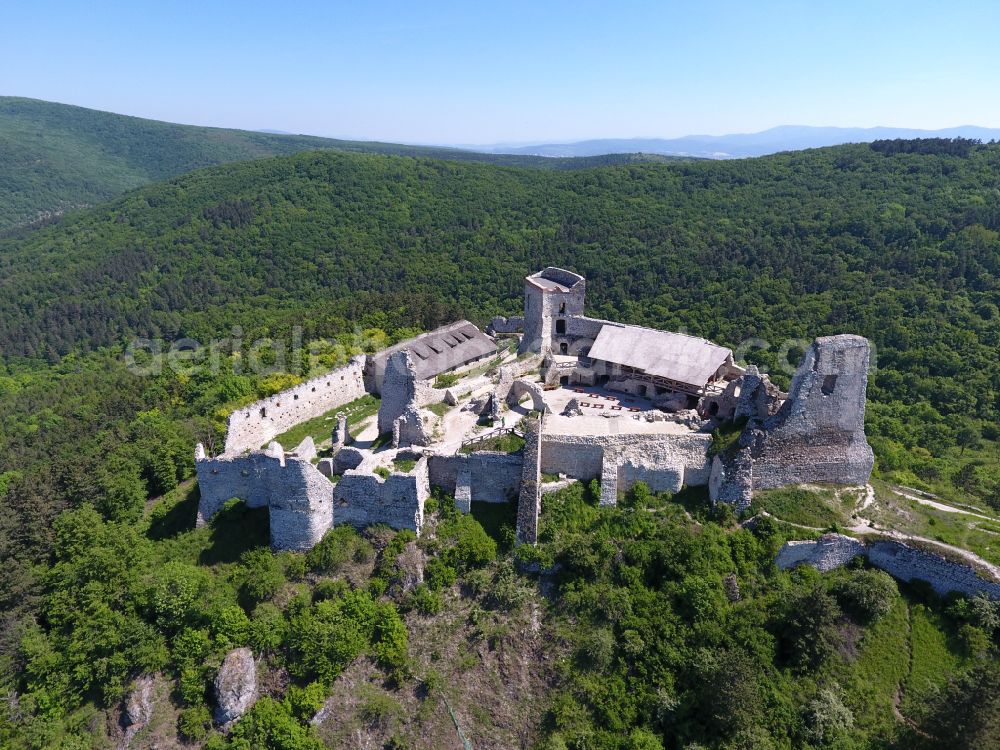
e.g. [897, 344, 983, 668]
[119, 674, 155, 748]
[395, 540, 425, 593]
[214, 647, 258, 726]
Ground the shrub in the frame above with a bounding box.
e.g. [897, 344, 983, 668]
[178, 704, 213, 742]
[213, 604, 250, 649]
[424, 558, 457, 591]
[451, 516, 497, 570]
[405, 585, 443, 616]
[147, 561, 210, 632]
[357, 686, 402, 730]
[236, 548, 285, 604]
[313, 578, 349, 602]
[306, 525, 367, 573]
[249, 603, 287, 654]
[804, 686, 855, 745]
[284, 681, 327, 721]
[834, 569, 898, 623]
[779, 586, 842, 669]
[283, 553, 307, 581]
[228, 697, 324, 750]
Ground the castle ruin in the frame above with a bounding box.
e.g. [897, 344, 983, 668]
[195, 267, 874, 551]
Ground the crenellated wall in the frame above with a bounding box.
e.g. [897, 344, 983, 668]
[223, 357, 367, 455]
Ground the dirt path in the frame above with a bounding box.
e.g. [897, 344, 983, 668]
[890, 485, 996, 522]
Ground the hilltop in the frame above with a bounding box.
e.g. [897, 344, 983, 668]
[0, 97, 680, 230]
[1, 140, 1000, 748]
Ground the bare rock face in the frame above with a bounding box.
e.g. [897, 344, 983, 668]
[395, 540, 425, 593]
[119, 674, 155, 750]
[123, 674, 155, 728]
[214, 647, 258, 726]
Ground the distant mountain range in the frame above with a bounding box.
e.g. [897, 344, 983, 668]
[0, 97, 681, 231]
[470, 125, 1000, 159]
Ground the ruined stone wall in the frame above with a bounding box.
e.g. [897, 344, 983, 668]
[427, 452, 524, 504]
[195, 446, 334, 551]
[866, 540, 1000, 599]
[268, 458, 335, 550]
[516, 418, 543, 543]
[540, 435, 605, 479]
[378, 351, 419, 435]
[223, 356, 367, 455]
[333, 457, 428, 534]
[539, 432, 713, 503]
[775, 533, 1000, 599]
[195, 450, 278, 522]
[751, 335, 874, 489]
[488, 315, 524, 334]
[565, 315, 618, 345]
[774, 534, 867, 572]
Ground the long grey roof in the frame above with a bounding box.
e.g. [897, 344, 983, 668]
[373, 320, 497, 382]
[588, 324, 731, 388]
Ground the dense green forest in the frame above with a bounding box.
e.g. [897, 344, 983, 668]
[2, 140, 1000, 748]
[0, 97, 679, 230]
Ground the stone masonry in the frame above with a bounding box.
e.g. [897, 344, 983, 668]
[711, 335, 875, 510]
[224, 356, 366, 455]
[516, 416, 543, 544]
[776, 533, 1000, 600]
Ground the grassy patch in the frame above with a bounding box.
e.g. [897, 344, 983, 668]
[708, 417, 747, 456]
[374, 466, 391, 480]
[459, 432, 525, 455]
[393, 457, 417, 473]
[433, 372, 460, 389]
[867, 482, 1000, 566]
[427, 401, 452, 418]
[837, 594, 911, 738]
[901, 604, 965, 715]
[371, 432, 394, 450]
[752, 486, 851, 529]
[270, 394, 380, 448]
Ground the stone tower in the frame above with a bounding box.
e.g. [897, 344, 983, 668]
[519, 267, 586, 355]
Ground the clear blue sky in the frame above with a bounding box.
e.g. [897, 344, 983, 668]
[3, 0, 999, 144]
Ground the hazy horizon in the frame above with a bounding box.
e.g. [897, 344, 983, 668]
[4, 1, 1000, 143]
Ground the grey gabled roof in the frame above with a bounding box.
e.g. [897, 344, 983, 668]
[588, 324, 731, 388]
[373, 320, 497, 384]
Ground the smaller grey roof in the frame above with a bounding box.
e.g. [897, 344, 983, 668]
[588, 324, 731, 388]
[373, 320, 497, 384]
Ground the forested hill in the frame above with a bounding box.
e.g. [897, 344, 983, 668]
[4, 141, 1000, 420]
[0, 97, 677, 230]
[3, 139, 1000, 749]
[4, 138, 1000, 490]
